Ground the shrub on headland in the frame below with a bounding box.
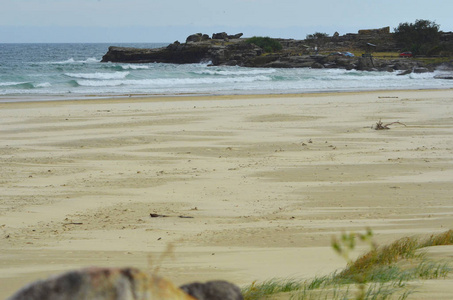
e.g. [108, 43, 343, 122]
[394, 19, 441, 56]
[245, 36, 282, 53]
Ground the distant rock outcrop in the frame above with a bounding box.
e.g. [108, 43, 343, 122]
[186, 33, 211, 43]
[211, 32, 243, 40]
[101, 31, 433, 73]
[8, 267, 243, 300]
[358, 26, 391, 35]
[101, 42, 212, 64]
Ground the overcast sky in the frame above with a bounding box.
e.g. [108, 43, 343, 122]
[1, 0, 452, 43]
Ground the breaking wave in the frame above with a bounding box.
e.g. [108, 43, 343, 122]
[194, 68, 276, 76]
[120, 64, 150, 70]
[52, 57, 99, 64]
[75, 75, 271, 87]
[65, 71, 130, 80]
[1, 43, 453, 98]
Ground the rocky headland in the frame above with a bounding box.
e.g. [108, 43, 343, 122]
[101, 30, 453, 74]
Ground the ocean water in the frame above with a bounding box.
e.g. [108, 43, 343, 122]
[1, 43, 452, 102]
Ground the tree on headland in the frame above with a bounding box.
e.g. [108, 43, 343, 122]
[305, 32, 330, 40]
[305, 32, 330, 49]
[394, 19, 441, 56]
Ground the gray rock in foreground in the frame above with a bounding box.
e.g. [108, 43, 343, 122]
[180, 281, 243, 300]
[8, 267, 243, 300]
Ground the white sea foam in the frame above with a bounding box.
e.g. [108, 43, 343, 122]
[65, 71, 130, 80]
[35, 82, 52, 88]
[49, 57, 99, 64]
[76, 75, 271, 87]
[50, 58, 76, 64]
[195, 68, 276, 76]
[84, 57, 99, 63]
[120, 64, 150, 70]
[0, 81, 27, 87]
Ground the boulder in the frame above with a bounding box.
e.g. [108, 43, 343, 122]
[413, 67, 430, 73]
[436, 62, 453, 71]
[229, 33, 243, 39]
[186, 33, 203, 43]
[211, 32, 242, 40]
[180, 281, 243, 300]
[212, 32, 228, 40]
[186, 33, 211, 43]
[434, 74, 453, 79]
[357, 56, 375, 71]
[311, 62, 324, 69]
[397, 69, 412, 76]
[7, 267, 196, 300]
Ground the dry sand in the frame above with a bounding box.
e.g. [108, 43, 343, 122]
[1, 90, 453, 298]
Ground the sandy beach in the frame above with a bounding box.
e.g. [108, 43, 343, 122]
[1, 90, 453, 298]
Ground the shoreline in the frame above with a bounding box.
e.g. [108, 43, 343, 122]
[1, 87, 452, 106]
[1, 89, 453, 298]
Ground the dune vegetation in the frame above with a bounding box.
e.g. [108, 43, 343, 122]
[242, 230, 453, 300]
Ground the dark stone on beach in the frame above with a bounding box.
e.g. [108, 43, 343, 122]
[7, 267, 196, 300]
[8, 266, 245, 300]
[397, 69, 412, 76]
[434, 74, 453, 79]
[180, 280, 243, 300]
[357, 57, 375, 71]
[436, 62, 453, 71]
[413, 67, 430, 73]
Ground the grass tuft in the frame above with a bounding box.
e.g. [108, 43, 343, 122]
[241, 279, 302, 299]
[421, 229, 453, 247]
[242, 230, 453, 300]
[337, 235, 420, 282]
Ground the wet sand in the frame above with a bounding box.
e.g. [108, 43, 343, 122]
[1, 90, 453, 298]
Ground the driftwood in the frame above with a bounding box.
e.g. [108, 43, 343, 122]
[374, 119, 407, 130]
[150, 213, 168, 218]
[150, 213, 194, 219]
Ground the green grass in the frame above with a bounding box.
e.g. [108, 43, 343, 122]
[242, 230, 453, 300]
[245, 37, 283, 53]
[292, 282, 414, 300]
[241, 279, 303, 299]
[414, 56, 453, 65]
